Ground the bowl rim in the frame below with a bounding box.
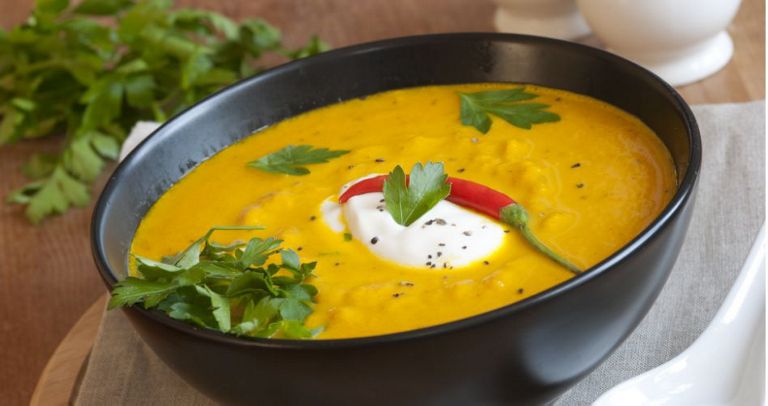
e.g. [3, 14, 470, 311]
[91, 32, 701, 349]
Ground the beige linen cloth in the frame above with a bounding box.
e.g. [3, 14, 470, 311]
[74, 101, 765, 405]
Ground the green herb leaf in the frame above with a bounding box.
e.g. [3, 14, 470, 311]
[21, 153, 58, 180]
[175, 267, 206, 287]
[21, 167, 90, 224]
[136, 254, 182, 273]
[239, 237, 281, 267]
[170, 9, 239, 40]
[233, 297, 279, 335]
[108, 277, 177, 309]
[255, 319, 315, 339]
[62, 136, 105, 181]
[37, 0, 70, 15]
[90, 132, 120, 160]
[174, 240, 204, 269]
[283, 35, 330, 59]
[160, 288, 219, 328]
[383, 162, 451, 226]
[0, 107, 26, 145]
[108, 226, 320, 339]
[196, 285, 231, 332]
[74, 0, 133, 16]
[2, 1, 328, 223]
[189, 261, 241, 278]
[226, 272, 273, 298]
[458, 87, 560, 134]
[248, 145, 350, 176]
[278, 298, 312, 321]
[124, 74, 156, 108]
[280, 249, 300, 270]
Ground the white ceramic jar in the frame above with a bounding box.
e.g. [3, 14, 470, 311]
[491, 0, 591, 40]
[576, 0, 742, 86]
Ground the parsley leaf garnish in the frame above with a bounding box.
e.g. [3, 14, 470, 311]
[383, 162, 451, 226]
[248, 145, 349, 175]
[458, 87, 560, 134]
[1, 1, 328, 223]
[109, 225, 322, 339]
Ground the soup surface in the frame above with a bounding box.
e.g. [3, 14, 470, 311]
[131, 84, 677, 338]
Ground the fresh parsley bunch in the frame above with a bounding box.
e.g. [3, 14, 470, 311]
[109, 226, 321, 339]
[0, 0, 327, 223]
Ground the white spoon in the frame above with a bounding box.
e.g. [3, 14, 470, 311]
[594, 223, 766, 406]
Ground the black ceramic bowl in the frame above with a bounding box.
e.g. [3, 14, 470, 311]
[92, 33, 701, 405]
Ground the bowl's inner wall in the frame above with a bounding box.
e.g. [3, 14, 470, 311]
[96, 35, 694, 280]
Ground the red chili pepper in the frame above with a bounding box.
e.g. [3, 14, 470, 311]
[339, 175, 581, 273]
[339, 175, 387, 203]
[340, 176, 513, 217]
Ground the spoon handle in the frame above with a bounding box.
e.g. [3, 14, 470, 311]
[594, 223, 765, 405]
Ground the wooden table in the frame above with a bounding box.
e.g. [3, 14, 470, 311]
[0, 0, 763, 405]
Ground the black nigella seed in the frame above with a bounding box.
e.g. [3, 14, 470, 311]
[483, 261, 490, 265]
[443, 263, 447, 269]
[375, 158, 385, 163]
[430, 264, 436, 268]
[428, 254, 432, 259]
[435, 218, 447, 225]
[309, 215, 316, 221]
[576, 183, 584, 189]
[504, 229, 510, 233]
[334, 262, 340, 266]
[462, 246, 467, 250]
[437, 252, 442, 257]
[371, 237, 379, 245]
[426, 261, 432, 266]
[457, 168, 466, 173]
[438, 243, 446, 247]
[517, 288, 525, 294]
[425, 219, 434, 226]
[463, 231, 472, 236]
[379, 198, 385, 203]
[393, 292, 402, 298]
[297, 247, 303, 251]
[571, 162, 581, 168]
[347, 165, 354, 169]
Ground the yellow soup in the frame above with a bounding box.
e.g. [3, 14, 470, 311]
[132, 84, 677, 339]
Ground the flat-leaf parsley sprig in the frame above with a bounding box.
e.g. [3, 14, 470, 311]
[383, 162, 451, 226]
[248, 145, 350, 175]
[109, 225, 322, 339]
[458, 87, 560, 134]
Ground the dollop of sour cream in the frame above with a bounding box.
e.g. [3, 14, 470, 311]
[321, 180, 506, 268]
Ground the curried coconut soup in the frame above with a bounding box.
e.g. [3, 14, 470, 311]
[111, 84, 677, 339]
